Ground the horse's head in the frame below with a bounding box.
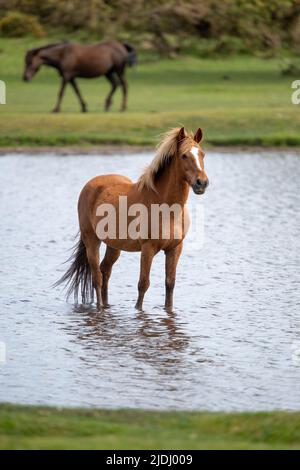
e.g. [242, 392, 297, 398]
[23, 50, 43, 81]
[177, 127, 209, 195]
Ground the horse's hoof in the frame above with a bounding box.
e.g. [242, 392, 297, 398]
[104, 101, 111, 112]
[51, 109, 60, 113]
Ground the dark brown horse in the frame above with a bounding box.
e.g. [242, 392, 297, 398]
[23, 40, 137, 112]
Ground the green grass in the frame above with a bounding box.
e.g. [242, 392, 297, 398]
[0, 37, 299, 147]
[0, 404, 300, 449]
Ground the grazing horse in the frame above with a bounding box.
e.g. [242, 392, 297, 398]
[23, 40, 137, 112]
[55, 127, 209, 311]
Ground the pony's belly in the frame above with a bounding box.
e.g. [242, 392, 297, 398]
[100, 231, 186, 253]
[76, 66, 107, 78]
[103, 239, 141, 252]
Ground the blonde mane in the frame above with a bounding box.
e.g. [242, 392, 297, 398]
[137, 127, 196, 191]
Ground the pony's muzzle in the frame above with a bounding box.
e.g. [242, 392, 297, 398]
[193, 178, 209, 194]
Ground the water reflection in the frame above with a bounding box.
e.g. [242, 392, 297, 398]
[66, 304, 190, 372]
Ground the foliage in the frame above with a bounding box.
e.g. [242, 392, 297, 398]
[0, 1, 300, 55]
[0, 10, 45, 38]
[280, 57, 300, 75]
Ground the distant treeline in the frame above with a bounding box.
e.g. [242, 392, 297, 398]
[1, 0, 300, 55]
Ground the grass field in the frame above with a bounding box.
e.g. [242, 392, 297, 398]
[0, 37, 299, 147]
[0, 404, 300, 450]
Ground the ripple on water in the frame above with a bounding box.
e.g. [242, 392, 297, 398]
[0, 151, 300, 410]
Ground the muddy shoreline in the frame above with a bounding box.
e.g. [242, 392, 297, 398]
[1, 145, 300, 156]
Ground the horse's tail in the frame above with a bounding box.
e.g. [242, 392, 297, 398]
[123, 43, 137, 67]
[53, 236, 94, 304]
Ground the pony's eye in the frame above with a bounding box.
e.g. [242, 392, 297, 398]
[182, 154, 187, 160]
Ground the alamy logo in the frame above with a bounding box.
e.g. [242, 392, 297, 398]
[291, 80, 300, 105]
[0, 80, 6, 104]
[94, 196, 205, 251]
[291, 342, 300, 365]
[0, 341, 6, 364]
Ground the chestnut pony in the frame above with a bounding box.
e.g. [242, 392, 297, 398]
[56, 127, 209, 311]
[23, 40, 136, 112]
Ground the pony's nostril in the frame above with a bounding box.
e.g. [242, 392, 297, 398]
[195, 178, 208, 190]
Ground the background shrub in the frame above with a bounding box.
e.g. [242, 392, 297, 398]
[0, 0, 299, 55]
[0, 11, 45, 37]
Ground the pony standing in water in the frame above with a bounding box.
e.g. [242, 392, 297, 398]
[56, 127, 209, 311]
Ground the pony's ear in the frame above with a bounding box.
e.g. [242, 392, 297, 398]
[177, 127, 186, 142]
[194, 127, 203, 143]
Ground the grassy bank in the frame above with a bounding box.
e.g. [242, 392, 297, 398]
[0, 37, 299, 148]
[0, 404, 300, 450]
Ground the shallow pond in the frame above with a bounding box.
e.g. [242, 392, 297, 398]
[0, 150, 300, 411]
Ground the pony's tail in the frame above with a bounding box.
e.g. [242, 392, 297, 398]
[123, 43, 137, 67]
[53, 236, 94, 304]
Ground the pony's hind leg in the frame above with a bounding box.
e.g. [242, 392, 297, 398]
[83, 235, 102, 310]
[100, 246, 121, 307]
[116, 69, 128, 112]
[104, 71, 118, 111]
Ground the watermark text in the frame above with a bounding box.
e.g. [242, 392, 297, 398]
[0, 341, 6, 364]
[0, 80, 6, 104]
[291, 80, 300, 104]
[95, 196, 205, 250]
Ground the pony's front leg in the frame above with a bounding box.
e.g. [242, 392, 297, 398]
[70, 79, 87, 112]
[135, 244, 156, 310]
[52, 78, 67, 113]
[164, 242, 183, 311]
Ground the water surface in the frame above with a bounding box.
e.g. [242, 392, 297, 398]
[0, 150, 299, 410]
